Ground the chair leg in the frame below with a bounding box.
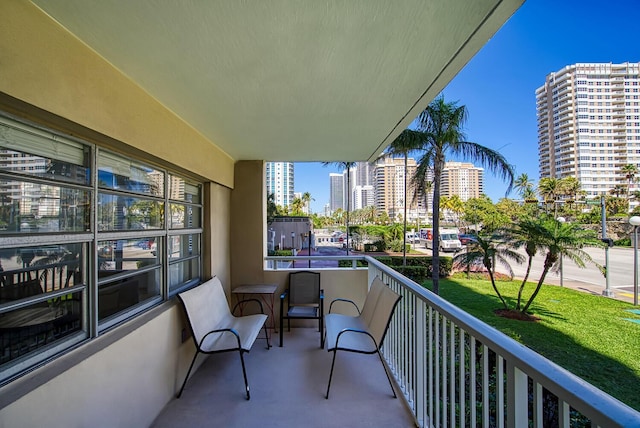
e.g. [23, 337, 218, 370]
[263, 322, 271, 349]
[319, 316, 324, 348]
[279, 300, 284, 347]
[177, 351, 199, 398]
[325, 349, 337, 399]
[377, 349, 397, 398]
[239, 350, 250, 400]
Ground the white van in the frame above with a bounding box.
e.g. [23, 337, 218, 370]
[424, 228, 462, 252]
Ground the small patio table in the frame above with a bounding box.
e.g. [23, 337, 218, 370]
[232, 284, 278, 342]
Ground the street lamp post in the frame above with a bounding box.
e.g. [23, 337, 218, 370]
[601, 195, 614, 297]
[629, 216, 640, 306]
[291, 232, 295, 252]
[308, 231, 312, 268]
[557, 216, 566, 287]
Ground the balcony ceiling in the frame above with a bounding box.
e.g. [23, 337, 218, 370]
[32, 0, 523, 163]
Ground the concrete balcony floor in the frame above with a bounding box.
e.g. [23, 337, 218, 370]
[152, 327, 416, 428]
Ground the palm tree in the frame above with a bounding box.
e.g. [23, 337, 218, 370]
[410, 96, 515, 294]
[452, 234, 524, 309]
[621, 163, 638, 205]
[519, 216, 602, 314]
[267, 192, 277, 224]
[323, 162, 356, 255]
[384, 130, 424, 265]
[537, 177, 562, 201]
[290, 197, 304, 215]
[301, 191, 314, 214]
[504, 218, 548, 310]
[514, 173, 535, 200]
[362, 205, 376, 224]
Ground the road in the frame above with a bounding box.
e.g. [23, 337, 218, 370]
[412, 241, 639, 301]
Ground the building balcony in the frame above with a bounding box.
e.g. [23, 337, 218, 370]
[3, 256, 639, 427]
[154, 257, 640, 427]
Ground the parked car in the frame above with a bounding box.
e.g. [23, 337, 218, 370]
[458, 234, 477, 245]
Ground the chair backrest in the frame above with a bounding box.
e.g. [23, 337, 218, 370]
[366, 281, 401, 349]
[178, 277, 231, 346]
[288, 271, 320, 306]
[359, 277, 386, 326]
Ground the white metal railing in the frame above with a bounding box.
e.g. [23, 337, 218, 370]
[264, 255, 363, 270]
[364, 256, 640, 428]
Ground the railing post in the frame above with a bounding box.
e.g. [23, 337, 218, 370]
[507, 361, 528, 428]
[415, 297, 426, 427]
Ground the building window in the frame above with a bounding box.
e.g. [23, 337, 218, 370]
[0, 113, 202, 383]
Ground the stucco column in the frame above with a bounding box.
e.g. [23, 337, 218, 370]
[230, 160, 266, 286]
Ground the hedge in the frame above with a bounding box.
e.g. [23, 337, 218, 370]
[338, 255, 452, 279]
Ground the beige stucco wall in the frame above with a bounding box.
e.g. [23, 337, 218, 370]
[0, 1, 233, 187]
[0, 304, 195, 428]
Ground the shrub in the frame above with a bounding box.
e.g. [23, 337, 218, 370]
[389, 239, 407, 252]
[375, 255, 452, 277]
[338, 259, 368, 267]
[614, 238, 631, 247]
[394, 265, 428, 282]
[269, 249, 293, 256]
[373, 240, 387, 251]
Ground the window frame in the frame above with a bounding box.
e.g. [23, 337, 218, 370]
[0, 112, 204, 384]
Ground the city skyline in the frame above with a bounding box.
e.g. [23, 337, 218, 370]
[294, 0, 640, 214]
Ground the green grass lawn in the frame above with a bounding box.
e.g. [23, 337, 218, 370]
[421, 274, 640, 412]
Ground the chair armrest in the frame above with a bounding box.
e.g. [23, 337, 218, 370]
[198, 328, 242, 349]
[232, 298, 265, 315]
[335, 327, 377, 348]
[328, 298, 360, 314]
[280, 289, 289, 300]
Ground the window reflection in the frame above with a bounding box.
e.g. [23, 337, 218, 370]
[168, 259, 200, 291]
[0, 290, 84, 365]
[97, 194, 163, 231]
[169, 203, 200, 229]
[0, 125, 90, 186]
[168, 174, 200, 203]
[0, 179, 90, 233]
[97, 239, 159, 274]
[98, 270, 160, 321]
[168, 234, 200, 259]
[98, 151, 164, 197]
[0, 244, 84, 300]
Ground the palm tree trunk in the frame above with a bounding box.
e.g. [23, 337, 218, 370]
[432, 158, 443, 294]
[487, 269, 508, 309]
[521, 254, 554, 313]
[346, 167, 350, 256]
[516, 256, 533, 310]
[403, 155, 408, 266]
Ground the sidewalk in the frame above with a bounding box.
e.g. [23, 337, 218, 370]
[532, 275, 638, 305]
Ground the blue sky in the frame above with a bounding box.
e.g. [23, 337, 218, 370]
[295, 0, 640, 214]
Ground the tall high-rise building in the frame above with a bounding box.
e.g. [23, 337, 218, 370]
[265, 162, 294, 208]
[329, 173, 344, 212]
[537, 62, 640, 205]
[441, 162, 483, 201]
[351, 161, 376, 210]
[374, 156, 427, 222]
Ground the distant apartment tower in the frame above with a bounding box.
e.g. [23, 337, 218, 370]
[537, 62, 640, 204]
[441, 162, 483, 201]
[265, 162, 294, 208]
[374, 156, 427, 222]
[329, 173, 344, 212]
[351, 161, 376, 210]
